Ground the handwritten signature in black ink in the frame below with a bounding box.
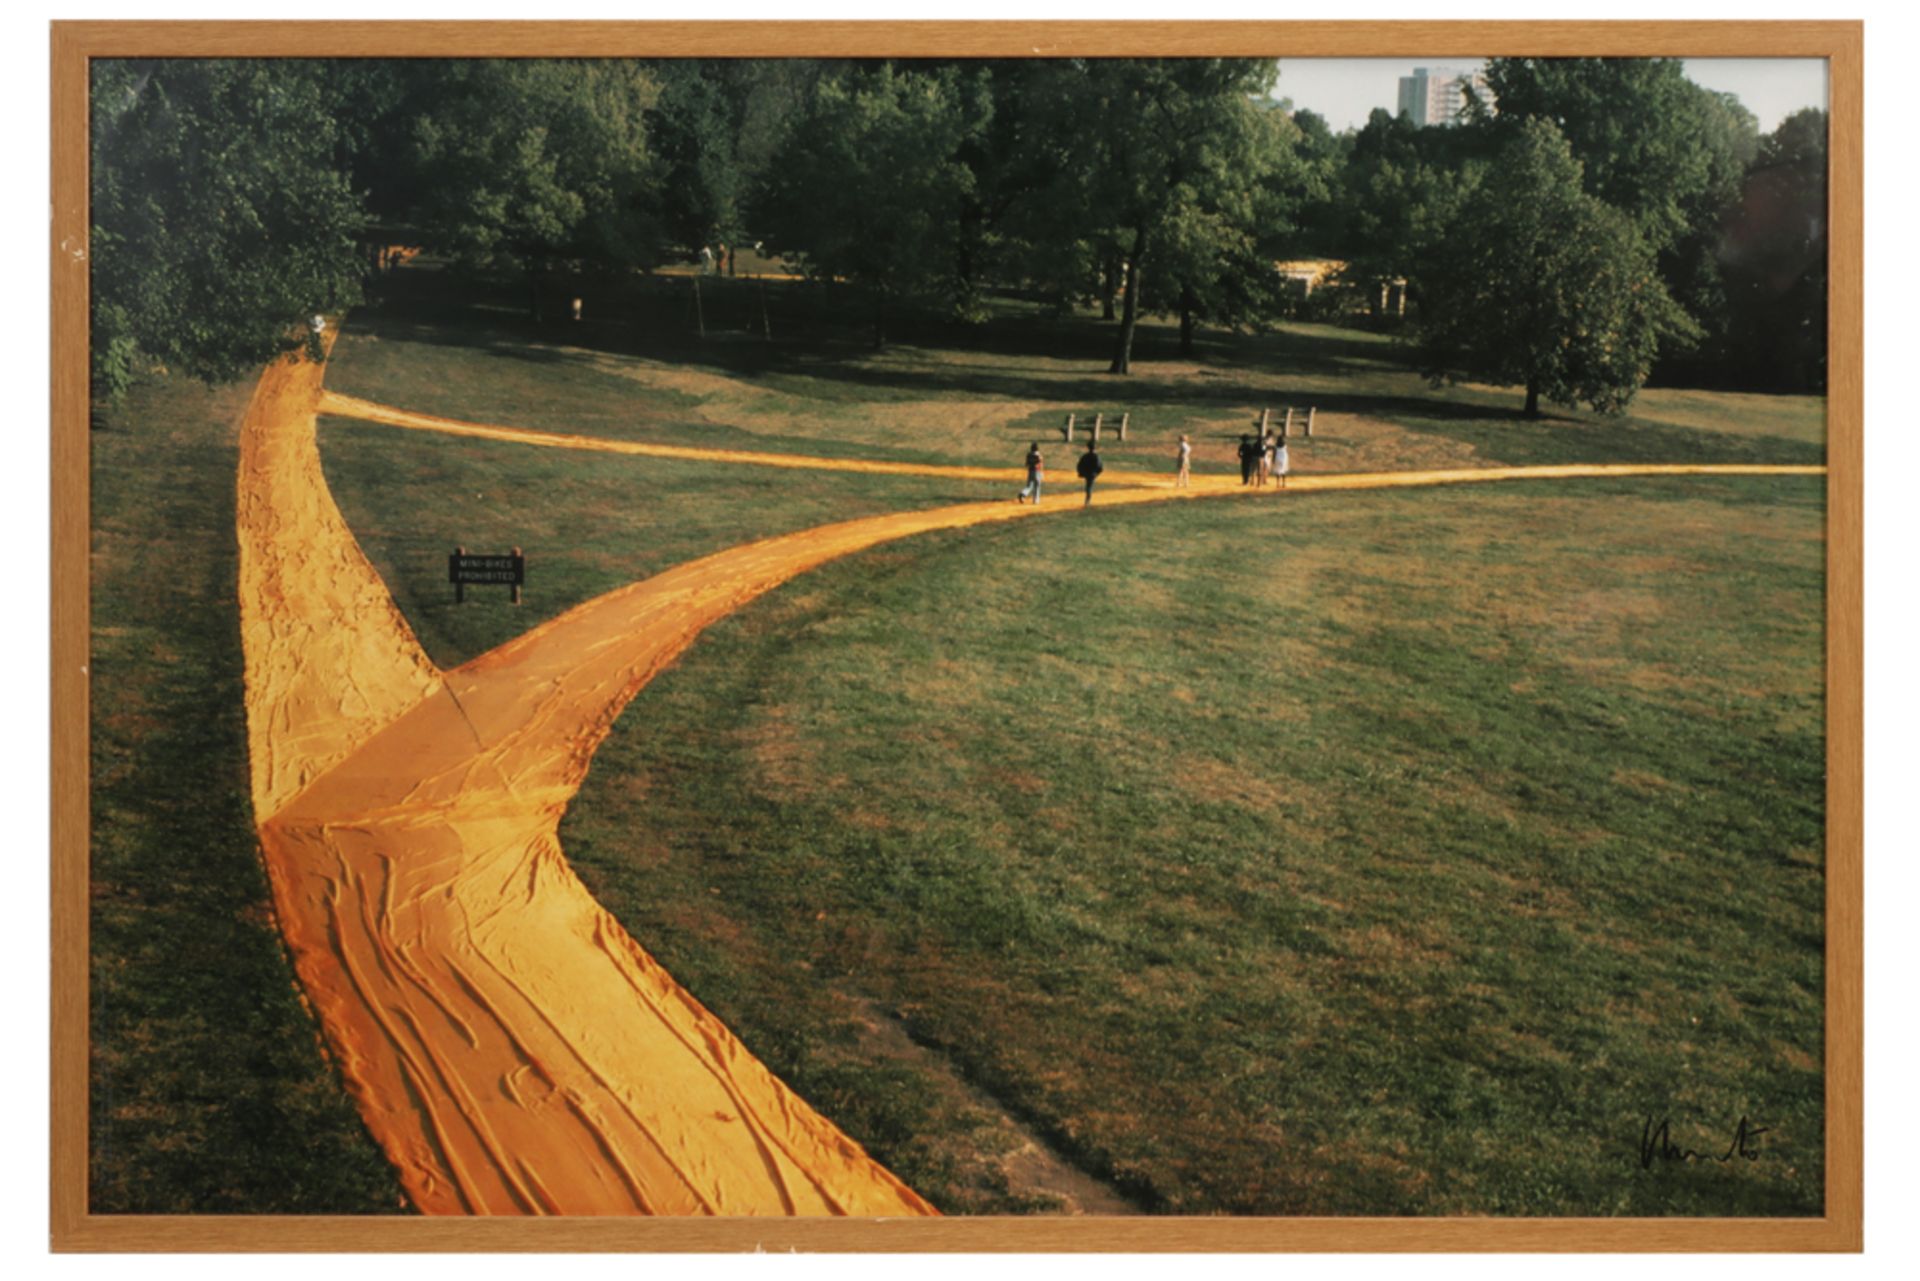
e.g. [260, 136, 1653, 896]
[1639, 1115, 1770, 1170]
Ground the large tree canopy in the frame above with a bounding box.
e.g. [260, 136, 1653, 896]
[87, 56, 1825, 400]
[1483, 58, 1755, 258]
[403, 61, 658, 284]
[754, 63, 989, 347]
[1002, 59, 1283, 372]
[1320, 107, 1486, 315]
[1418, 117, 1695, 417]
[90, 60, 369, 400]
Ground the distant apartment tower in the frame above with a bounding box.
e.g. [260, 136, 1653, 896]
[1397, 66, 1492, 127]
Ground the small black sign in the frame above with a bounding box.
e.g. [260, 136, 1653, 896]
[450, 549, 525, 595]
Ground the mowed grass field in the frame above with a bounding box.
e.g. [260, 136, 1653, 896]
[327, 264, 1823, 483]
[326, 269, 1823, 1215]
[92, 263, 1826, 1214]
[318, 422, 1003, 669]
[557, 481, 1824, 1216]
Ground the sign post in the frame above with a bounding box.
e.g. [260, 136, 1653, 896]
[450, 546, 526, 605]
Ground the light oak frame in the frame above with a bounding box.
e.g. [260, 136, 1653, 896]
[50, 20, 1863, 1253]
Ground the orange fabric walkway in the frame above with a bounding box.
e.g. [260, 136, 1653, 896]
[245, 348, 1823, 1217]
[318, 387, 1824, 494]
[243, 352, 936, 1215]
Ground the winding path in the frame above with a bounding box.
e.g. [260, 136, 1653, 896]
[241, 340, 1823, 1216]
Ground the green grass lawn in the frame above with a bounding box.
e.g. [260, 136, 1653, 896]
[559, 478, 1826, 1216]
[318, 420, 1007, 670]
[91, 260, 1829, 1215]
[89, 375, 404, 1214]
[326, 264, 1824, 483]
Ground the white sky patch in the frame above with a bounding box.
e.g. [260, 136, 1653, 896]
[1682, 59, 1829, 131]
[1273, 57, 1828, 134]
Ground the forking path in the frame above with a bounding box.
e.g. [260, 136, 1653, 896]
[237, 331, 1824, 1215]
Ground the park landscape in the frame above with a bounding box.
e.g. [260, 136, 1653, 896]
[87, 56, 1828, 1219]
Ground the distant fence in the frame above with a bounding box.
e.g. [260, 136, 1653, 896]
[1255, 406, 1318, 437]
[1061, 412, 1130, 443]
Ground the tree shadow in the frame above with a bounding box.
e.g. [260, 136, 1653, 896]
[352, 263, 1824, 469]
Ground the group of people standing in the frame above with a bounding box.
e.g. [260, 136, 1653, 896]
[1238, 431, 1291, 489]
[1017, 428, 1293, 506]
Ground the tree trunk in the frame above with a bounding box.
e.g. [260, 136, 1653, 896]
[528, 267, 543, 323]
[1108, 235, 1146, 375]
[1101, 254, 1118, 322]
[955, 205, 979, 311]
[1524, 378, 1541, 418]
[1178, 285, 1196, 358]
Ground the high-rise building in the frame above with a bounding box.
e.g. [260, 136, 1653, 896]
[1396, 66, 1493, 127]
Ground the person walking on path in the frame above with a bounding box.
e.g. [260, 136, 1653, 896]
[1273, 433, 1291, 490]
[1175, 434, 1192, 489]
[1256, 432, 1275, 488]
[1017, 442, 1045, 504]
[1077, 440, 1104, 507]
[1238, 433, 1257, 486]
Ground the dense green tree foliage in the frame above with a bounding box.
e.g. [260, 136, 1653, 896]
[1319, 108, 1486, 315]
[1705, 108, 1830, 391]
[87, 56, 1827, 401]
[1479, 58, 1762, 377]
[402, 61, 657, 313]
[90, 61, 368, 401]
[1417, 118, 1694, 417]
[754, 64, 988, 347]
[1484, 59, 1756, 257]
[997, 60, 1285, 372]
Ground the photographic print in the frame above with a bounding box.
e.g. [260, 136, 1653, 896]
[52, 22, 1861, 1250]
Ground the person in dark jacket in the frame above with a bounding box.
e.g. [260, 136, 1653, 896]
[1076, 441, 1104, 506]
[1238, 433, 1256, 485]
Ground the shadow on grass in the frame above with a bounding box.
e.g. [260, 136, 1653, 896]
[356, 264, 1825, 469]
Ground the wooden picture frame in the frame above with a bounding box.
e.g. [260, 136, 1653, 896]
[50, 20, 1863, 1253]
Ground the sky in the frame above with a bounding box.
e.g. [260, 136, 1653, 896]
[1272, 58, 1829, 134]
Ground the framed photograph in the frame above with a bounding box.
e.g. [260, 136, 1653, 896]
[50, 20, 1862, 1252]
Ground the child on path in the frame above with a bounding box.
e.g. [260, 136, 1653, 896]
[1256, 432, 1275, 488]
[1238, 434, 1256, 485]
[1017, 442, 1045, 504]
[1273, 434, 1291, 490]
[1076, 441, 1104, 506]
[1175, 434, 1192, 488]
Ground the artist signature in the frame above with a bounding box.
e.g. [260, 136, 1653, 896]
[1639, 1115, 1770, 1170]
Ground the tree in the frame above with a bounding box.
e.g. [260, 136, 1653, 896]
[90, 60, 370, 401]
[754, 64, 987, 348]
[403, 61, 658, 314]
[1007, 59, 1282, 373]
[1710, 108, 1829, 391]
[1483, 58, 1755, 258]
[646, 64, 742, 255]
[1652, 88, 1761, 368]
[1323, 108, 1485, 317]
[1418, 118, 1695, 417]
